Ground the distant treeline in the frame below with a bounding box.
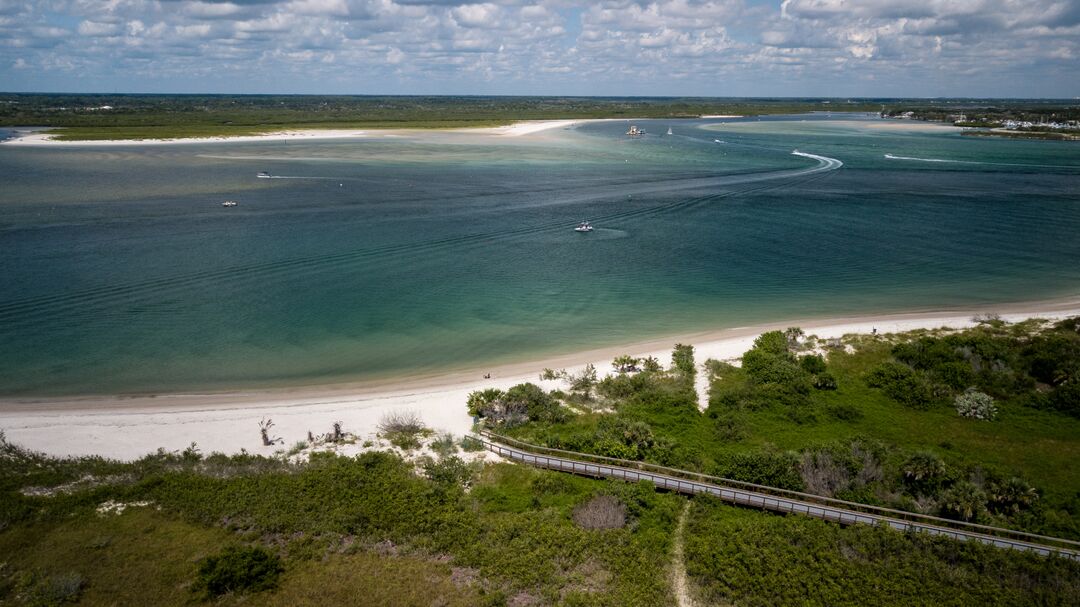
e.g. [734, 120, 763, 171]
[4, 94, 1077, 140]
[0, 94, 889, 129]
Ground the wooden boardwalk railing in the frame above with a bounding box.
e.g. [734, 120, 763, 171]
[472, 430, 1080, 560]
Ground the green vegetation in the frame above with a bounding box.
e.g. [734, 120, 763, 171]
[684, 498, 1080, 606]
[4, 316, 1080, 604]
[194, 545, 283, 598]
[496, 318, 1080, 538]
[1, 432, 680, 605]
[0, 94, 895, 140]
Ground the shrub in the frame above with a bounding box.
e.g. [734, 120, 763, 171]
[753, 331, 790, 355]
[933, 361, 976, 390]
[901, 451, 948, 495]
[713, 451, 804, 491]
[194, 546, 283, 598]
[378, 411, 428, 449]
[813, 371, 838, 390]
[423, 456, 474, 488]
[37, 572, 84, 605]
[459, 436, 484, 452]
[671, 344, 696, 381]
[865, 362, 937, 409]
[798, 451, 851, 497]
[954, 389, 997, 421]
[799, 354, 827, 375]
[940, 481, 987, 522]
[987, 477, 1038, 515]
[506, 382, 565, 423]
[467, 388, 505, 418]
[572, 495, 627, 530]
[430, 432, 458, 458]
[828, 403, 863, 422]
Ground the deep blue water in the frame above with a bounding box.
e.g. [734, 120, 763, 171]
[1, 114, 1079, 395]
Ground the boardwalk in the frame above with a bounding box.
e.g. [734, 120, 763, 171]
[473, 430, 1080, 560]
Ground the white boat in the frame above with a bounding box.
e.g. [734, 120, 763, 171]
[222, 200, 238, 207]
[667, 126, 673, 135]
[574, 221, 594, 233]
[626, 125, 644, 136]
[257, 171, 271, 179]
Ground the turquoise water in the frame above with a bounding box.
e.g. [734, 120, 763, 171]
[2, 114, 1079, 395]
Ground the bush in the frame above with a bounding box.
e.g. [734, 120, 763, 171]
[194, 546, 283, 598]
[954, 389, 997, 421]
[813, 371, 838, 390]
[940, 481, 987, 522]
[423, 456, 474, 488]
[466, 388, 505, 418]
[933, 361, 976, 390]
[379, 411, 428, 449]
[901, 451, 947, 495]
[571, 495, 627, 530]
[864, 362, 937, 409]
[828, 403, 863, 422]
[713, 451, 804, 491]
[799, 354, 827, 375]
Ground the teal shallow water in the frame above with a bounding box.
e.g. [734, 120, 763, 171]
[1, 115, 1079, 395]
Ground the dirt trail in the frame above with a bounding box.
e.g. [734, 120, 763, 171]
[672, 500, 696, 607]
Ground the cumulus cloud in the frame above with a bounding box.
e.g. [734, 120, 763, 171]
[0, 0, 1076, 95]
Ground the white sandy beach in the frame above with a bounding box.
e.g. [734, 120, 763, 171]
[0, 118, 624, 147]
[2, 299, 1078, 461]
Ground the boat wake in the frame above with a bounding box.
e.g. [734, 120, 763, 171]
[884, 154, 1078, 169]
[791, 150, 844, 173]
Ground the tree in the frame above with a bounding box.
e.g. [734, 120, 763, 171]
[940, 481, 987, 522]
[568, 364, 598, 399]
[753, 331, 790, 355]
[641, 356, 662, 373]
[784, 327, 805, 350]
[612, 355, 641, 374]
[671, 343, 696, 380]
[466, 388, 505, 418]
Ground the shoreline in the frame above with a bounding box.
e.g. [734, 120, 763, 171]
[2, 296, 1078, 461]
[0, 118, 640, 147]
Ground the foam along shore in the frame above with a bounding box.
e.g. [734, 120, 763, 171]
[0, 119, 618, 147]
[2, 298, 1079, 462]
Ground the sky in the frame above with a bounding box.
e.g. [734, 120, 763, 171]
[1, 0, 1078, 97]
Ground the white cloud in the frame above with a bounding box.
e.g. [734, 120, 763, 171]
[0, 0, 1075, 95]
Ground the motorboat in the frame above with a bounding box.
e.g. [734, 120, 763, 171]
[574, 221, 594, 233]
[257, 171, 272, 179]
[222, 200, 238, 207]
[626, 125, 644, 136]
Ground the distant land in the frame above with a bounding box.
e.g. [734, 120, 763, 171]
[1, 94, 1077, 141]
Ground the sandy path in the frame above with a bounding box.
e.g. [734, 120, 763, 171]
[672, 501, 696, 607]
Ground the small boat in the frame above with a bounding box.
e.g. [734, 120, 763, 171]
[574, 221, 594, 233]
[666, 126, 673, 135]
[626, 125, 644, 136]
[257, 171, 272, 179]
[222, 200, 238, 207]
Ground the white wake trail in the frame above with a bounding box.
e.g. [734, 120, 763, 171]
[791, 150, 844, 174]
[884, 154, 1078, 169]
